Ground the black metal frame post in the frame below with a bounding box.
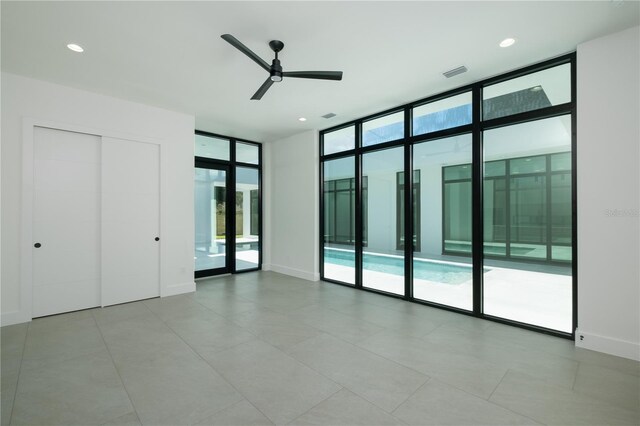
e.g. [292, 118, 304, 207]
[403, 107, 413, 299]
[355, 122, 364, 289]
[471, 85, 484, 316]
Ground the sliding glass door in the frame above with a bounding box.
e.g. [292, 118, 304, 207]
[195, 132, 262, 278]
[195, 164, 230, 276]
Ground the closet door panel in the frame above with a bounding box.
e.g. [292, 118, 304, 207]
[32, 127, 101, 317]
[102, 137, 160, 306]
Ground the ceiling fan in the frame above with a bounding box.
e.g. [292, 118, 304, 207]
[221, 34, 343, 100]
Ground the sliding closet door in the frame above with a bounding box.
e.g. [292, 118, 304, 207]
[102, 137, 160, 306]
[32, 127, 102, 317]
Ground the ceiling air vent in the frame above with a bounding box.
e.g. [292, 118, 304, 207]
[443, 66, 468, 78]
[322, 113, 337, 119]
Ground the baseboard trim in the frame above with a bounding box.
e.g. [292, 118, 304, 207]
[162, 281, 196, 297]
[1, 310, 31, 327]
[575, 329, 640, 361]
[269, 264, 319, 282]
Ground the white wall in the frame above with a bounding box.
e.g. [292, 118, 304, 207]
[1, 72, 195, 325]
[576, 26, 640, 360]
[264, 130, 319, 281]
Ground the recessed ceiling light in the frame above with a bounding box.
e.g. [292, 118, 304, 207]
[298, 117, 307, 122]
[67, 43, 84, 53]
[499, 38, 516, 48]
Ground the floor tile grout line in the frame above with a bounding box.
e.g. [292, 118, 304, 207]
[209, 333, 349, 424]
[486, 369, 560, 425]
[285, 386, 345, 425]
[90, 311, 143, 425]
[287, 298, 401, 333]
[287, 325, 436, 394]
[6, 322, 29, 426]
[281, 332, 431, 415]
[486, 367, 509, 401]
[183, 292, 332, 345]
[389, 376, 433, 417]
[571, 361, 581, 390]
[154, 309, 275, 426]
[275, 286, 508, 393]
[195, 398, 275, 426]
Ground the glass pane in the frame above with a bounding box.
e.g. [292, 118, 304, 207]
[510, 156, 546, 175]
[483, 115, 572, 333]
[362, 111, 404, 147]
[323, 157, 355, 284]
[323, 126, 355, 155]
[551, 173, 572, 262]
[362, 147, 404, 295]
[444, 164, 471, 181]
[510, 175, 547, 259]
[483, 63, 571, 120]
[335, 179, 351, 191]
[195, 167, 226, 271]
[236, 142, 259, 165]
[195, 134, 230, 160]
[413, 92, 472, 135]
[551, 152, 571, 171]
[235, 167, 260, 271]
[484, 160, 505, 177]
[484, 178, 507, 256]
[414, 134, 473, 310]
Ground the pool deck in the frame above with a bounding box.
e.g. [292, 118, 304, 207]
[324, 256, 572, 333]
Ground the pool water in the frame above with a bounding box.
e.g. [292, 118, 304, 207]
[324, 248, 474, 285]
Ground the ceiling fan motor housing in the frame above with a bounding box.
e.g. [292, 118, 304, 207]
[270, 59, 283, 82]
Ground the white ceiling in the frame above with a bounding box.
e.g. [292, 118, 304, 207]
[2, 1, 638, 142]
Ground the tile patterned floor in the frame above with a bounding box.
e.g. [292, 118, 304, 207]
[1, 271, 638, 425]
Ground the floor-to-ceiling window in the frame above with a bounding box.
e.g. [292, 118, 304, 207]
[413, 134, 473, 311]
[323, 156, 356, 284]
[362, 146, 405, 295]
[195, 131, 262, 278]
[319, 55, 575, 337]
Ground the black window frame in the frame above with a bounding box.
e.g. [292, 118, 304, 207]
[396, 170, 421, 251]
[194, 130, 263, 278]
[318, 53, 577, 340]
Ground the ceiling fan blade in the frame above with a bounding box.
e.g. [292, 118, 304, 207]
[251, 77, 275, 100]
[282, 71, 343, 81]
[221, 34, 270, 72]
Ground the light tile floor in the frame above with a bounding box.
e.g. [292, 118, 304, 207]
[1, 271, 638, 425]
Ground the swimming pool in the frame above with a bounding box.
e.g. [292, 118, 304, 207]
[324, 248, 474, 285]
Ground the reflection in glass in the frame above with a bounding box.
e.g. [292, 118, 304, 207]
[413, 92, 472, 135]
[195, 134, 230, 160]
[362, 147, 404, 295]
[483, 115, 572, 332]
[414, 134, 473, 310]
[194, 168, 226, 271]
[236, 142, 259, 165]
[363, 112, 404, 147]
[323, 157, 355, 284]
[483, 63, 571, 120]
[235, 167, 260, 270]
[323, 126, 355, 155]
